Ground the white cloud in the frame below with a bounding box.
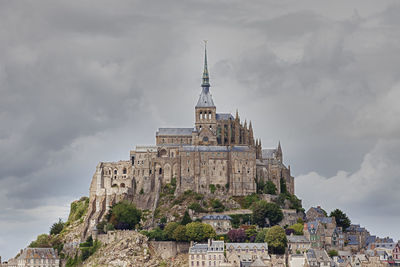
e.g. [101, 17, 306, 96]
[296, 139, 400, 239]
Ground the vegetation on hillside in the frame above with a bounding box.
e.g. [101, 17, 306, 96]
[252, 200, 283, 227]
[67, 197, 89, 224]
[142, 221, 216, 242]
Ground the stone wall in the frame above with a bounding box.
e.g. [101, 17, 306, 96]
[97, 230, 139, 245]
[150, 241, 189, 260]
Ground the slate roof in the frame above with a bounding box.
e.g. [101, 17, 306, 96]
[189, 243, 208, 253]
[202, 215, 232, 221]
[216, 113, 234, 121]
[310, 207, 326, 216]
[287, 235, 310, 243]
[249, 257, 268, 267]
[181, 145, 252, 152]
[306, 249, 330, 262]
[315, 217, 334, 224]
[156, 128, 195, 136]
[226, 243, 268, 250]
[196, 87, 215, 108]
[18, 248, 58, 260]
[262, 149, 276, 159]
[348, 235, 359, 245]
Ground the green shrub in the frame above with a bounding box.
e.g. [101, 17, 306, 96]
[209, 184, 216, 194]
[108, 201, 142, 230]
[210, 199, 225, 212]
[188, 202, 205, 213]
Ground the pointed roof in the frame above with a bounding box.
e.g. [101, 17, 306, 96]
[202, 41, 210, 88]
[196, 41, 215, 108]
[249, 257, 268, 267]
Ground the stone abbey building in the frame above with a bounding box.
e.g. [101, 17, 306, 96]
[84, 46, 295, 235]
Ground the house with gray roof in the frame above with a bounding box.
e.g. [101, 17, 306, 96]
[305, 249, 331, 267]
[225, 243, 269, 267]
[201, 215, 232, 234]
[16, 248, 59, 267]
[189, 239, 225, 267]
[287, 234, 311, 254]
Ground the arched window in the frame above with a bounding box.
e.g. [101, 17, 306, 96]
[120, 183, 125, 188]
[159, 168, 162, 175]
[123, 168, 127, 174]
[114, 169, 117, 175]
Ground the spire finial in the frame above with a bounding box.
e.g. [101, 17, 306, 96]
[202, 40, 210, 88]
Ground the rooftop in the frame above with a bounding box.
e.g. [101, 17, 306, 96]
[18, 248, 58, 260]
[156, 128, 195, 136]
[202, 215, 232, 221]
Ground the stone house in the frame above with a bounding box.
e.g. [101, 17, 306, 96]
[225, 243, 269, 267]
[304, 221, 324, 249]
[189, 239, 225, 267]
[287, 234, 311, 254]
[201, 215, 232, 234]
[346, 225, 370, 250]
[304, 249, 331, 267]
[306, 207, 326, 222]
[15, 248, 59, 267]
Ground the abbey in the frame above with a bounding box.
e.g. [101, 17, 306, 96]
[84, 46, 294, 235]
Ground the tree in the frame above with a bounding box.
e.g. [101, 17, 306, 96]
[330, 209, 351, 230]
[109, 201, 142, 230]
[173, 225, 188, 242]
[328, 250, 339, 257]
[288, 223, 303, 235]
[164, 222, 179, 240]
[264, 181, 277, 195]
[148, 227, 166, 241]
[185, 222, 216, 242]
[181, 210, 192, 225]
[227, 229, 246, 243]
[265, 226, 287, 254]
[50, 219, 65, 235]
[252, 200, 283, 227]
[255, 228, 269, 243]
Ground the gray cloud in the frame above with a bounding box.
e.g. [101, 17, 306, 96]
[0, 0, 399, 260]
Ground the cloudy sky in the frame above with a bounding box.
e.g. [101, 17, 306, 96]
[1, 0, 400, 260]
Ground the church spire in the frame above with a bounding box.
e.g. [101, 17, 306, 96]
[201, 40, 210, 88]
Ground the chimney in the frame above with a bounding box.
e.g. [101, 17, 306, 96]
[208, 239, 211, 247]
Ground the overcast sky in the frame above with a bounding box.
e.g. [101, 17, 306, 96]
[1, 0, 400, 260]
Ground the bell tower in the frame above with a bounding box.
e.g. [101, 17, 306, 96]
[194, 41, 217, 145]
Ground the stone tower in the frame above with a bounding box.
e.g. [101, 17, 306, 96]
[194, 42, 217, 145]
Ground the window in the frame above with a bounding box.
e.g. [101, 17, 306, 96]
[114, 170, 117, 175]
[123, 168, 127, 174]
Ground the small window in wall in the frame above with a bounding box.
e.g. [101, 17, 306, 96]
[209, 125, 212, 129]
[123, 168, 127, 174]
[159, 168, 162, 175]
[114, 170, 117, 175]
